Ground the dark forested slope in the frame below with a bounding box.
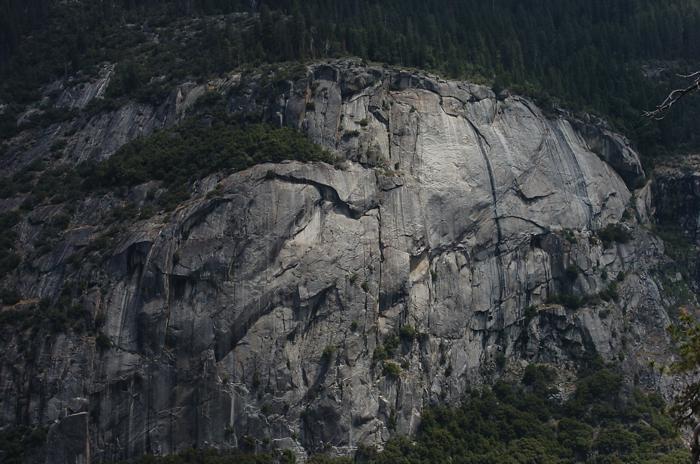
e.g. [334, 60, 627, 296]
[2, 0, 700, 161]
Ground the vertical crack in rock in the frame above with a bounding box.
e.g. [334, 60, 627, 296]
[377, 195, 385, 318]
[369, 104, 392, 163]
[117, 241, 158, 352]
[465, 117, 505, 313]
[549, 121, 595, 228]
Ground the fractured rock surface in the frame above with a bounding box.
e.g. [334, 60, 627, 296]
[0, 60, 686, 461]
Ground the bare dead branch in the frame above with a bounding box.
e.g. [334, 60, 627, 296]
[644, 70, 700, 120]
[679, 71, 700, 80]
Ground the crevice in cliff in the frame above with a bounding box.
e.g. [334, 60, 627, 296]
[411, 118, 421, 176]
[409, 81, 471, 107]
[267, 172, 365, 220]
[591, 191, 619, 223]
[378, 178, 404, 192]
[368, 102, 392, 165]
[178, 197, 231, 239]
[508, 186, 556, 207]
[377, 203, 385, 317]
[301, 284, 338, 333]
[463, 121, 500, 239]
[273, 262, 299, 279]
[368, 105, 390, 128]
[496, 215, 549, 232]
[465, 117, 506, 314]
[515, 97, 543, 122]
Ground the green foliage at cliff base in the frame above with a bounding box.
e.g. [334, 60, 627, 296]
[0, 425, 47, 464]
[111, 366, 686, 464]
[364, 366, 684, 464]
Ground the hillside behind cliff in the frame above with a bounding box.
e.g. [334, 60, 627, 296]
[2, 2, 700, 463]
[2, 0, 700, 158]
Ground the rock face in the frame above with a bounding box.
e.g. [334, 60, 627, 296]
[45, 413, 91, 464]
[650, 155, 700, 293]
[0, 60, 690, 461]
[652, 155, 700, 244]
[566, 113, 646, 189]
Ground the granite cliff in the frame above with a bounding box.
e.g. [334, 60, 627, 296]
[0, 59, 696, 462]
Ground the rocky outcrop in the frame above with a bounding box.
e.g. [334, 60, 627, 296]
[651, 155, 700, 243]
[52, 64, 115, 111]
[649, 155, 700, 294]
[45, 413, 91, 464]
[0, 60, 691, 461]
[567, 112, 646, 189]
[2, 68, 203, 174]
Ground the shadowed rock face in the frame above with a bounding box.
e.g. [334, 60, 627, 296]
[0, 60, 685, 461]
[650, 155, 700, 293]
[652, 155, 700, 243]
